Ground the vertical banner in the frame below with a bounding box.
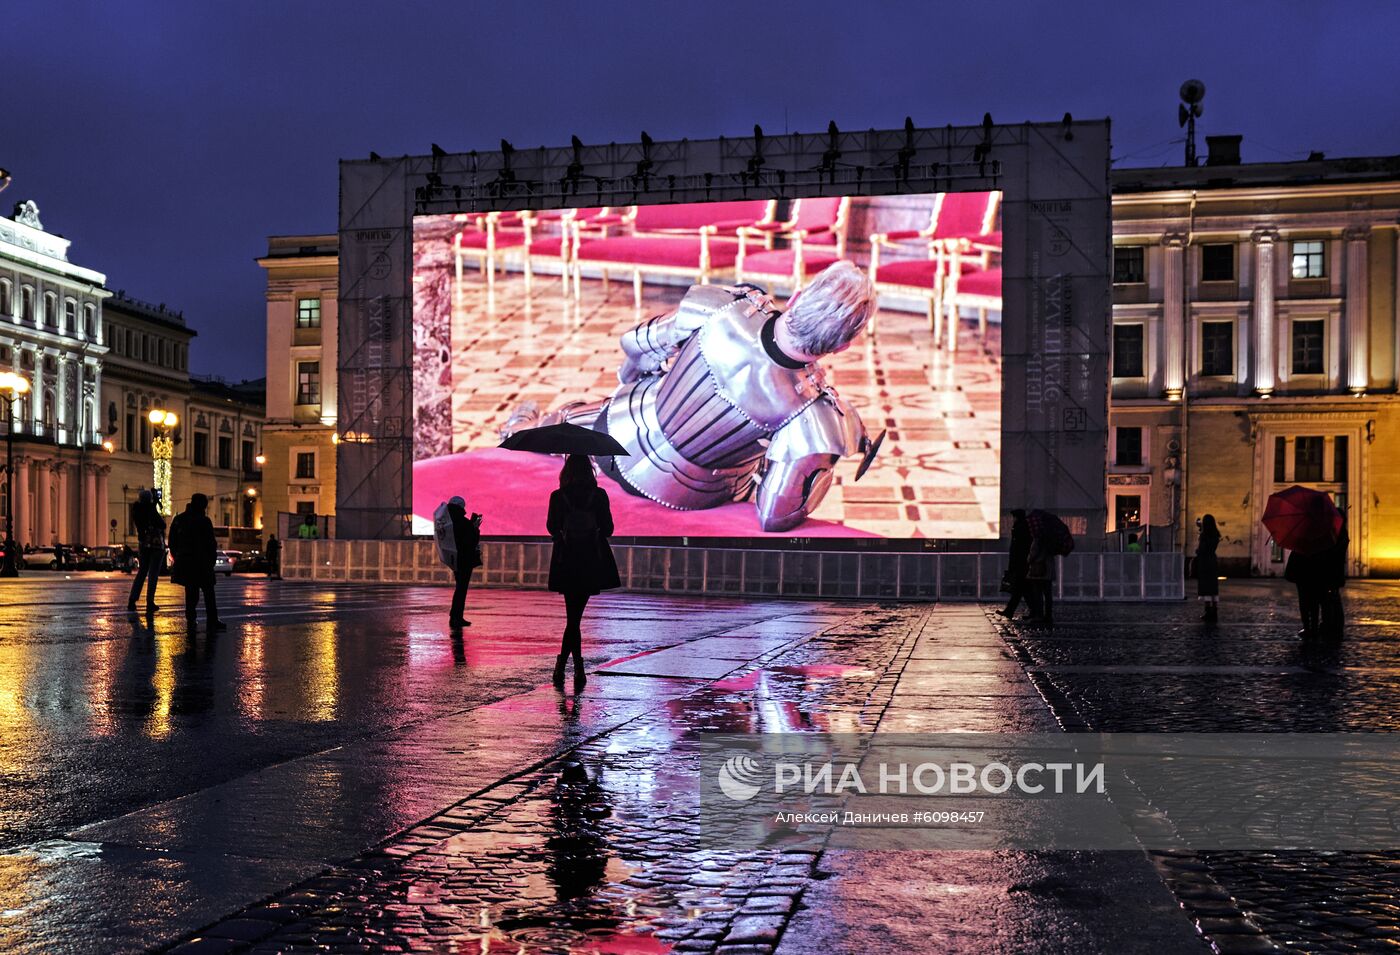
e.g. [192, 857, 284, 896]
[336, 159, 414, 539]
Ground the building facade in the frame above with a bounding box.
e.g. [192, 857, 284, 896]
[1, 200, 112, 548]
[257, 235, 338, 536]
[101, 295, 265, 548]
[1110, 153, 1400, 577]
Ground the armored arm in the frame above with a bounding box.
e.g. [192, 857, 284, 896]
[618, 284, 736, 383]
[755, 396, 867, 533]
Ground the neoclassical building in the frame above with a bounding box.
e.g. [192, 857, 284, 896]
[1, 200, 112, 547]
[101, 295, 265, 548]
[1110, 150, 1400, 576]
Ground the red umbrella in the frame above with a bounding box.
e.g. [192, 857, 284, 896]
[1262, 485, 1342, 555]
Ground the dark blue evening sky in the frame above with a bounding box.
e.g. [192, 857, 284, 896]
[6, 1, 1398, 380]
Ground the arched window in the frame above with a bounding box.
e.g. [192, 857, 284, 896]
[64, 298, 77, 335]
[83, 304, 96, 340]
[43, 292, 57, 328]
[20, 286, 34, 323]
[0, 279, 11, 319]
[42, 389, 55, 435]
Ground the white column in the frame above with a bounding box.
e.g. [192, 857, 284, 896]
[53, 462, 69, 543]
[34, 459, 51, 546]
[13, 456, 30, 546]
[31, 355, 45, 436]
[1161, 233, 1187, 399]
[1344, 225, 1370, 394]
[82, 464, 97, 547]
[1251, 228, 1279, 396]
[54, 356, 68, 441]
[96, 465, 110, 545]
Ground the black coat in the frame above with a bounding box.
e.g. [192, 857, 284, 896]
[546, 485, 620, 595]
[1006, 517, 1031, 580]
[168, 508, 217, 585]
[1194, 529, 1220, 597]
[449, 506, 482, 573]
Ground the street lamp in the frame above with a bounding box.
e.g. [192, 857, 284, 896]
[148, 408, 178, 517]
[1, 371, 32, 577]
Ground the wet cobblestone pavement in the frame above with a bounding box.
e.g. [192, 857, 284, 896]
[1003, 579, 1400, 954]
[6, 574, 1399, 952]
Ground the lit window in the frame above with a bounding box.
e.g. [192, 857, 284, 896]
[296, 361, 321, 405]
[1112, 324, 1144, 378]
[1291, 240, 1325, 279]
[297, 298, 322, 328]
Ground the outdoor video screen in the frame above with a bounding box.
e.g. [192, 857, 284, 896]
[410, 192, 1003, 539]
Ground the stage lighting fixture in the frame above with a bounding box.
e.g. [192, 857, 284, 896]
[1178, 79, 1205, 166]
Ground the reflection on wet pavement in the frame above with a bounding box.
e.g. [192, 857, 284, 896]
[1001, 579, 1400, 954]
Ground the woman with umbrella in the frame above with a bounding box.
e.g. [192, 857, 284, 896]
[1194, 514, 1221, 622]
[546, 454, 621, 691]
[1266, 486, 1345, 638]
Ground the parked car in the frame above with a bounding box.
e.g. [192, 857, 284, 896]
[25, 546, 62, 570]
[215, 551, 237, 576]
[233, 549, 267, 574]
[82, 546, 119, 571]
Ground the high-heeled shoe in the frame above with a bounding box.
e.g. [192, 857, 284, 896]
[552, 654, 567, 690]
[572, 654, 586, 691]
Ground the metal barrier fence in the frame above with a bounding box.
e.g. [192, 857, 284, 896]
[280, 540, 1184, 601]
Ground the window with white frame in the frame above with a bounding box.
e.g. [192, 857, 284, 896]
[20, 286, 33, 323]
[296, 297, 322, 328]
[1290, 240, 1326, 279]
[64, 299, 76, 334]
[295, 450, 317, 479]
[42, 292, 56, 327]
[0, 279, 10, 318]
[1291, 319, 1325, 375]
[296, 361, 321, 405]
[1112, 324, 1145, 378]
[1114, 426, 1144, 467]
[1201, 321, 1234, 377]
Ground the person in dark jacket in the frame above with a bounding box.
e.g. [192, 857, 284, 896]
[126, 489, 166, 613]
[546, 454, 620, 691]
[1195, 514, 1221, 621]
[1025, 535, 1056, 625]
[1319, 521, 1349, 637]
[265, 535, 281, 579]
[167, 493, 225, 631]
[997, 509, 1032, 619]
[446, 496, 482, 629]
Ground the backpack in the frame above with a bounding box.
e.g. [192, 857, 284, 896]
[560, 491, 599, 548]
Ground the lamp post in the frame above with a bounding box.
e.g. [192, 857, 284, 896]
[1, 371, 32, 577]
[148, 408, 178, 517]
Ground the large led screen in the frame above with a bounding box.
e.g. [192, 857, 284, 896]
[410, 192, 1003, 539]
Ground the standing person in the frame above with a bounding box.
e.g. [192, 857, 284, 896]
[1126, 533, 1144, 554]
[1194, 514, 1221, 621]
[446, 496, 482, 629]
[126, 490, 166, 613]
[997, 509, 1032, 619]
[546, 454, 620, 692]
[298, 513, 319, 540]
[168, 493, 225, 631]
[264, 535, 281, 579]
[1285, 546, 1323, 638]
[1025, 535, 1055, 626]
[1320, 520, 1349, 637]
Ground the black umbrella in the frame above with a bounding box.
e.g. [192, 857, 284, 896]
[498, 423, 630, 457]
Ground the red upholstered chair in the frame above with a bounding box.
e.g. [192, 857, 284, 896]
[734, 197, 850, 294]
[516, 207, 611, 296]
[571, 200, 777, 307]
[867, 192, 1000, 345]
[452, 211, 530, 291]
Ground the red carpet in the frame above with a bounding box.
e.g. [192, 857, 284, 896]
[412, 448, 877, 538]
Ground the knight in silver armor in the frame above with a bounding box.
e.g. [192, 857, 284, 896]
[521, 261, 881, 532]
